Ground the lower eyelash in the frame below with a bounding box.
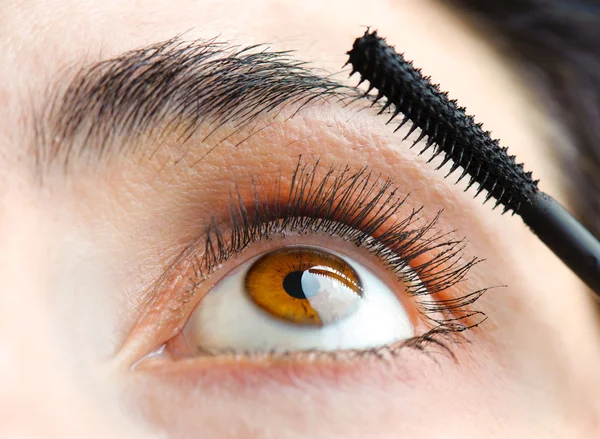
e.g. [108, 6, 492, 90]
[187, 157, 488, 357]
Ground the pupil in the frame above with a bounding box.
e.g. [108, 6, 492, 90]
[282, 271, 306, 299]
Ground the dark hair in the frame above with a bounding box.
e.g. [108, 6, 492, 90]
[447, 0, 600, 238]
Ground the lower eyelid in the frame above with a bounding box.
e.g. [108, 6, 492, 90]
[134, 335, 443, 390]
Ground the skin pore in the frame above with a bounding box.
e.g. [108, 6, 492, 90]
[1, 0, 600, 438]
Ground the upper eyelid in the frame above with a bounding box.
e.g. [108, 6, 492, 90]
[34, 36, 358, 174]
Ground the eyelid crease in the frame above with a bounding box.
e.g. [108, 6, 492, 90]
[139, 157, 489, 359]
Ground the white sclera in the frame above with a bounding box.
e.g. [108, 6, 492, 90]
[185, 247, 414, 353]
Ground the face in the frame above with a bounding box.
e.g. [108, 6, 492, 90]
[2, 0, 600, 437]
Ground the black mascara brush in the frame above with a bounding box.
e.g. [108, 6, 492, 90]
[346, 30, 600, 296]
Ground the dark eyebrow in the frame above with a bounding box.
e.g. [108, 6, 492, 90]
[35, 37, 355, 170]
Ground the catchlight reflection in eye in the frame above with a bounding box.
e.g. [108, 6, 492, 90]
[183, 246, 414, 353]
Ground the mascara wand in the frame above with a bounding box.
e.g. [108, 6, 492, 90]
[346, 30, 600, 296]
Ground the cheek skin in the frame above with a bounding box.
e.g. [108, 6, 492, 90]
[120, 353, 571, 438]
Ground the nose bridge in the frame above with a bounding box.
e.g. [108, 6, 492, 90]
[0, 190, 72, 436]
[0, 187, 148, 438]
[0, 190, 107, 438]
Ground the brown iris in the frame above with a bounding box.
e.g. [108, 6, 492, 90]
[244, 247, 363, 326]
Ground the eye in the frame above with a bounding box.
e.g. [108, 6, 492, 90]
[130, 159, 485, 364]
[179, 245, 413, 354]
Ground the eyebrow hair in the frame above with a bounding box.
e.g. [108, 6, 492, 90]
[35, 37, 355, 170]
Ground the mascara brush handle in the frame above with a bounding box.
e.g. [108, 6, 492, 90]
[520, 191, 600, 297]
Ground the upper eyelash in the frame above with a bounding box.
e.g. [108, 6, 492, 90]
[181, 157, 488, 355]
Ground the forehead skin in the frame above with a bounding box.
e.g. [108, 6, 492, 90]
[1, 0, 600, 438]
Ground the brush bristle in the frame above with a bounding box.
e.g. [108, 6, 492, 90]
[346, 30, 539, 214]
